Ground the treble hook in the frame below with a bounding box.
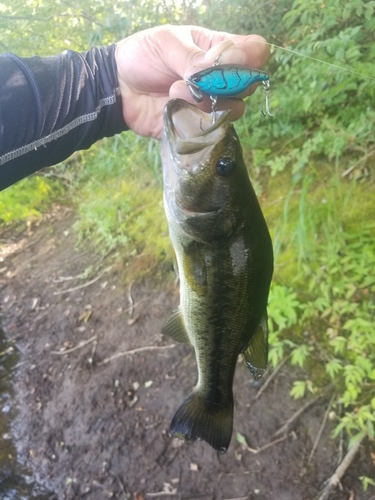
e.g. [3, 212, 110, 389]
[260, 80, 280, 118]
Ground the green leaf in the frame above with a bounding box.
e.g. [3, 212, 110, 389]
[348, 431, 366, 449]
[236, 432, 248, 446]
[326, 359, 342, 379]
[360, 476, 375, 491]
[290, 381, 306, 399]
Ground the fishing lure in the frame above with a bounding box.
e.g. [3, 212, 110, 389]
[186, 63, 279, 118]
[186, 64, 269, 101]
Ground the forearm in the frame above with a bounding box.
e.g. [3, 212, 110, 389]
[0, 44, 128, 191]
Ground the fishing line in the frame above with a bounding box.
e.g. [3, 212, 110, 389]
[263, 42, 375, 82]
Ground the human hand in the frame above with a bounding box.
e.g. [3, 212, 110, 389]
[115, 25, 270, 140]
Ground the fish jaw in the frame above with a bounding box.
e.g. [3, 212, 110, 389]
[161, 99, 241, 242]
[161, 99, 231, 218]
[162, 98, 230, 156]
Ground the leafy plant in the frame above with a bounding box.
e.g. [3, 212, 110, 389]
[264, 168, 375, 450]
[72, 133, 171, 277]
[0, 177, 62, 226]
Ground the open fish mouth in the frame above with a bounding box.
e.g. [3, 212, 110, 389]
[163, 98, 230, 156]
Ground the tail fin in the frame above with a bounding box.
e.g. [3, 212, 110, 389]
[169, 390, 233, 453]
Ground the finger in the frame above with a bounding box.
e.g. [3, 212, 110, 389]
[191, 29, 270, 67]
[190, 36, 270, 73]
[164, 27, 270, 80]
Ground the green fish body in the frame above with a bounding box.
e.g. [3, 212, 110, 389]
[161, 99, 273, 453]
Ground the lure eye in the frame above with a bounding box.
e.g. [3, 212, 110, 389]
[215, 157, 236, 177]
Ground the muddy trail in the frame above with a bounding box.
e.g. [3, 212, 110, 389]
[0, 205, 374, 500]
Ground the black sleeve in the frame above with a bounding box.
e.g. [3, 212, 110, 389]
[0, 44, 128, 191]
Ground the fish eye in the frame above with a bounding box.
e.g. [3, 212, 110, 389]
[215, 157, 236, 177]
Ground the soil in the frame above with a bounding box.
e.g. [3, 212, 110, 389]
[0, 205, 374, 500]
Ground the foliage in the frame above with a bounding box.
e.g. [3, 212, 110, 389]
[0, 0, 171, 55]
[1, 0, 375, 480]
[72, 133, 171, 277]
[0, 176, 62, 226]
[266, 169, 375, 445]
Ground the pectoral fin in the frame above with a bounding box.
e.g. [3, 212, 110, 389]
[242, 314, 268, 380]
[183, 241, 207, 293]
[162, 307, 190, 344]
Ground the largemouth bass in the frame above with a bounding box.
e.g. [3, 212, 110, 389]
[161, 98, 273, 453]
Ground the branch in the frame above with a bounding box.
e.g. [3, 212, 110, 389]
[251, 354, 291, 404]
[308, 393, 335, 465]
[315, 434, 366, 500]
[53, 266, 112, 295]
[50, 335, 97, 355]
[246, 435, 288, 454]
[98, 344, 177, 366]
[274, 395, 322, 437]
[342, 146, 375, 177]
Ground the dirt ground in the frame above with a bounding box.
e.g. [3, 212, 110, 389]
[0, 205, 374, 500]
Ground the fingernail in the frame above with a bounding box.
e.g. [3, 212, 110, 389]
[217, 46, 247, 65]
[203, 40, 234, 64]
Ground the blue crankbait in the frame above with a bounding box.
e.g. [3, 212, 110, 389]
[186, 64, 269, 102]
[186, 63, 279, 118]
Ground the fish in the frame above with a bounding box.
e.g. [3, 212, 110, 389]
[186, 64, 269, 102]
[161, 98, 273, 453]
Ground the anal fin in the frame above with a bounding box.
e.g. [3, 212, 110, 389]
[242, 314, 268, 380]
[162, 307, 190, 344]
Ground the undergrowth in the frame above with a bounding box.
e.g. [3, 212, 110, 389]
[264, 167, 375, 465]
[72, 133, 171, 278]
[0, 176, 62, 227]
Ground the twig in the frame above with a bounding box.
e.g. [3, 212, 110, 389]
[219, 470, 259, 478]
[274, 381, 339, 437]
[147, 493, 176, 498]
[109, 470, 127, 499]
[342, 146, 375, 177]
[246, 435, 288, 454]
[337, 403, 344, 465]
[50, 335, 97, 355]
[308, 393, 336, 465]
[147, 482, 177, 497]
[315, 433, 366, 500]
[88, 340, 98, 365]
[117, 297, 151, 315]
[98, 344, 177, 366]
[128, 281, 135, 318]
[223, 497, 249, 500]
[53, 266, 112, 295]
[274, 395, 322, 437]
[251, 355, 291, 403]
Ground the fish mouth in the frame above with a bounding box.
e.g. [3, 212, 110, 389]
[163, 98, 230, 155]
